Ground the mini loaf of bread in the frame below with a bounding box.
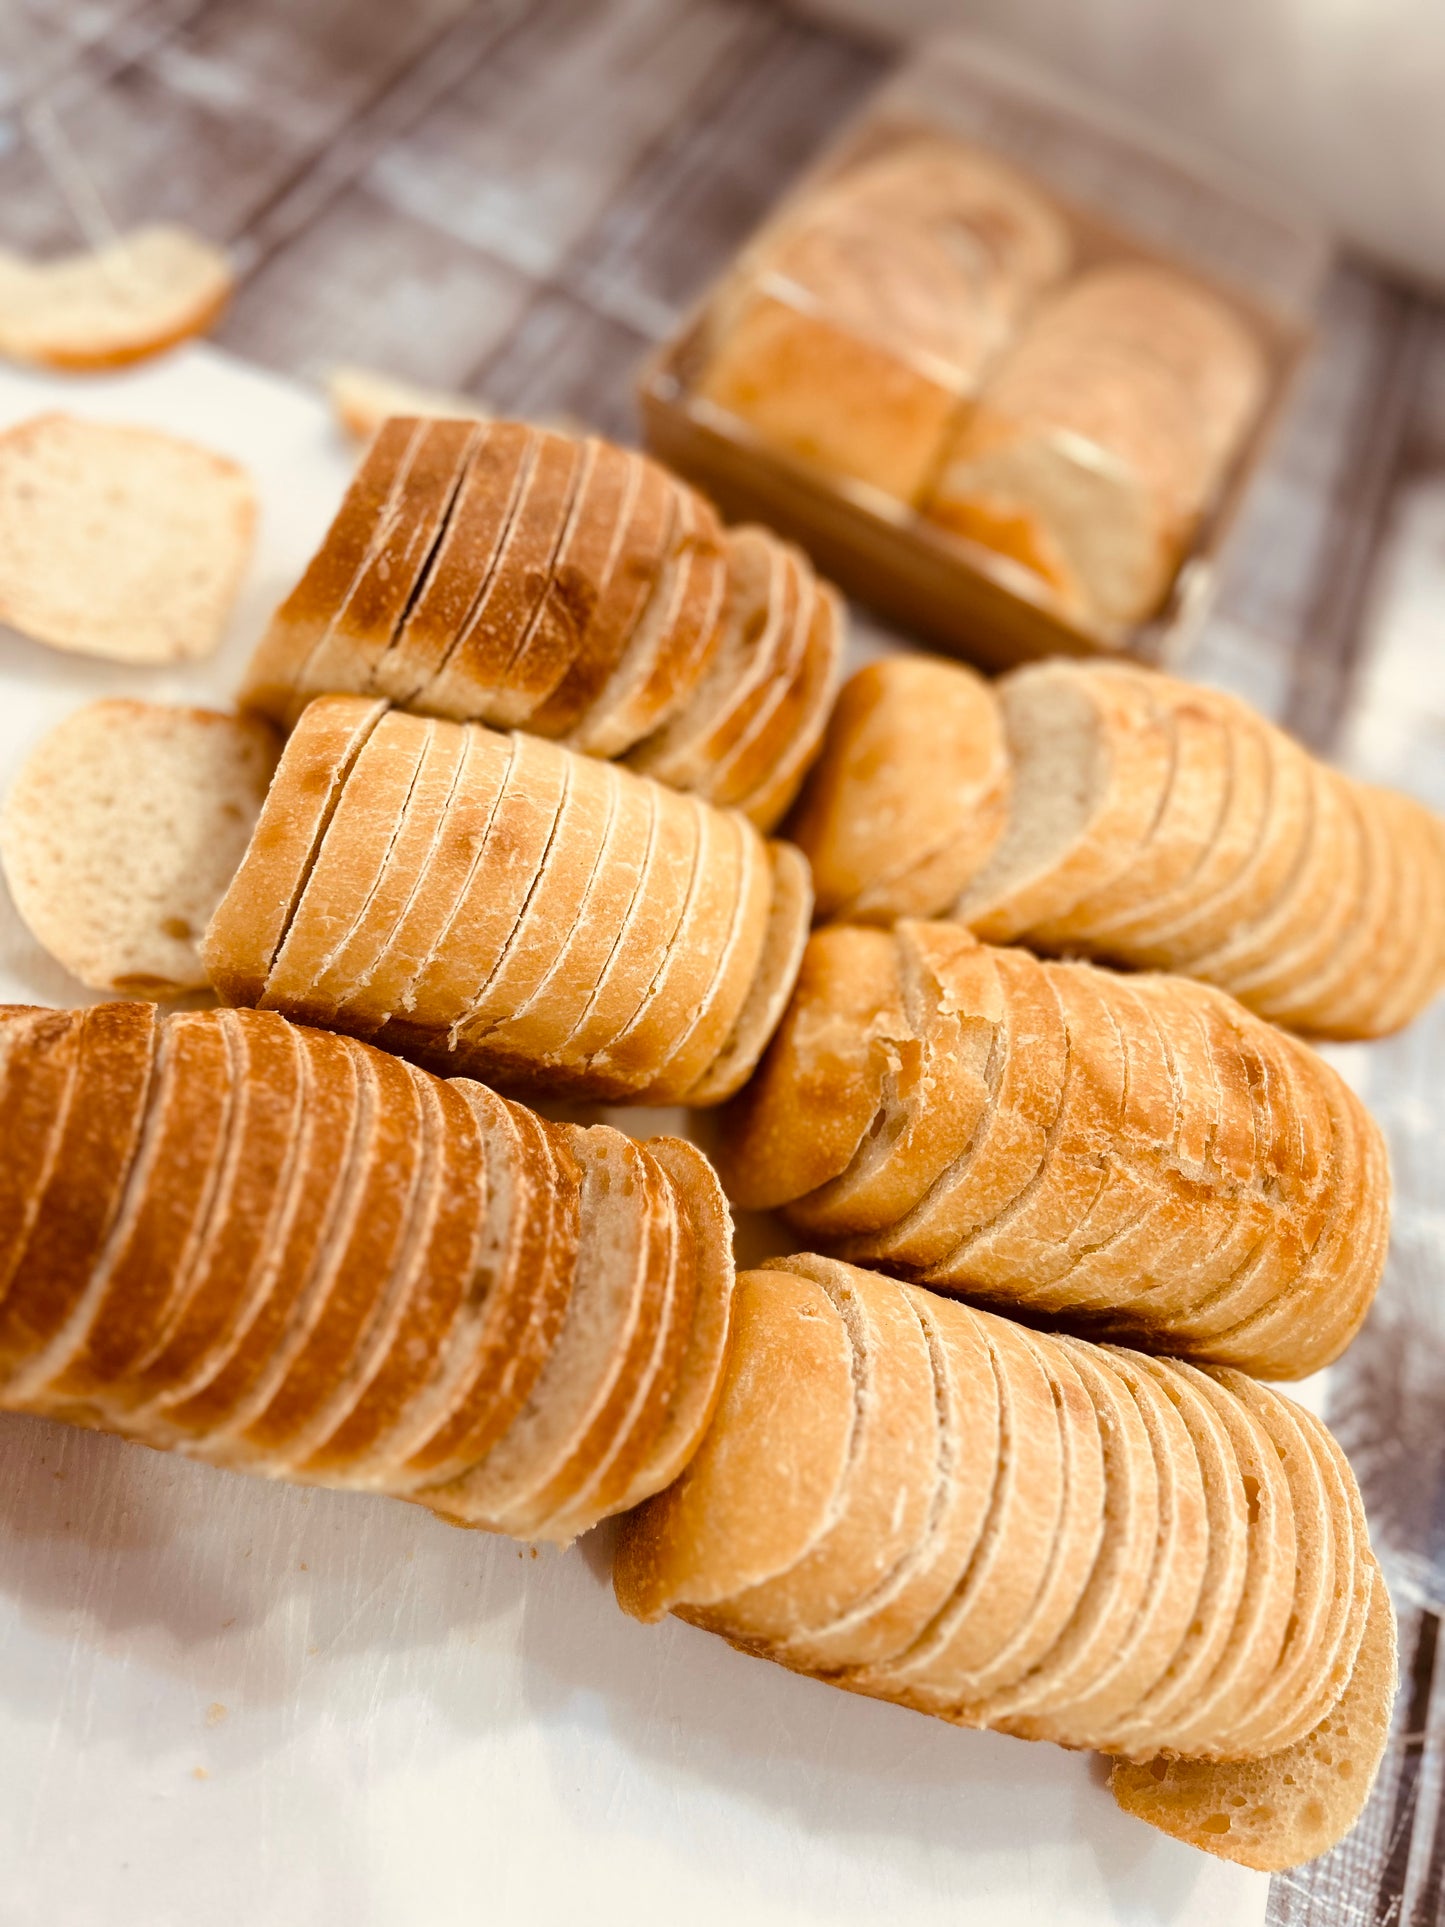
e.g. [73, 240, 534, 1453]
[202, 696, 812, 1106]
[719, 921, 1389, 1378]
[695, 139, 1071, 504]
[240, 417, 843, 832]
[616, 1258, 1395, 1873]
[796, 655, 1445, 1041]
[0, 1002, 734, 1543]
[924, 265, 1266, 630]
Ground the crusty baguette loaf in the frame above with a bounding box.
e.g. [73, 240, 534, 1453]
[0, 1003, 734, 1544]
[614, 1259, 1394, 1872]
[202, 697, 812, 1106]
[807, 656, 1445, 1041]
[924, 265, 1266, 631]
[694, 139, 1070, 504]
[0, 414, 256, 665]
[239, 419, 840, 828]
[719, 921, 1389, 1378]
[0, 699, 278, 996]
[0, 226, 232, 370]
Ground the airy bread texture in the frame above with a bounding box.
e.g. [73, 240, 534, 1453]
[0, 226, 232, 370]
[695, 138, 1071, 503]
[0, 699, 279, 996]
[719, 921, 1389, 1379]
[0, 1002, 734, 1544]
[806, 655, 1445, 1042]
[924, 265, 1266, 631]
[240, 419, 842, 831]
[327, 366, 489, 442]
[202, 697, 812, 1106]
[615, 1259, 1394, 1872]
[0, 414, 256, 664]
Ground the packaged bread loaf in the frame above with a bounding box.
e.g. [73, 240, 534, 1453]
[923, 265, 1266, 630]
[719, 921, 1389, 1378]
[616, 1257, 1395, 1873]
[202, 696, 812, 1107]
[694, 139, 1071, 504]
[240, 417, 842, 831]
[791, 655, 1445, 1041]
[0, 1001, 734, 1543]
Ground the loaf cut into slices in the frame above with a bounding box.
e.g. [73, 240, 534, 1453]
[0, 700, 279, 997]
[720, 921, 1388, 1378]
[615, 1260, 1394, 1873]
[238, 418, 840, 816]
[0, 414, 256, 664]
[815, 656, 1445, 1041]
[0, 1003, 735, 1545]
[0, 226, 232, 369]
[327, 365, 490, 442]
[694, 138, 1070, 504]
[924, 265, 1266, 631]
[203, 698, 810, 1105]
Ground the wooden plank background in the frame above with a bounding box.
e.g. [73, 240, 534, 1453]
[1, 2, 1443, 1920]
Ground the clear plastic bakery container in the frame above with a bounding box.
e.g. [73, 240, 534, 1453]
[638, 31, 1330, 671]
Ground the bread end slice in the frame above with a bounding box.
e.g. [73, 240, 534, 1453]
[0, 700, 279, 996]
[1110, 1564, 1396, 1872]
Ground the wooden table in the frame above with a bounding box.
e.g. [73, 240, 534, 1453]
[1, 4, 1442, 1921]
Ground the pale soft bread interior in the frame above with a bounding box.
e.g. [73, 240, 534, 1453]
[1111, 1565, 1396, 1873]
[0, 226, 232, 369]
[0, 413, 256, 663]
[327, 366, 490, 442]
[954, 671, 1101, 933]
[0, 699, 278, 996]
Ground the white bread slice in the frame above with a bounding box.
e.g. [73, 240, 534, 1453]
[1111, 1564, 1396, 1872]
[956, 662, 1171, 943]
[0, 414, 255, 663]
[0, 699, 278, 997]
[327, 366, 489, 442]
[0, 226, 231, 370]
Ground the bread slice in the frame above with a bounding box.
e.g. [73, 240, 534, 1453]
[0, 699, 278, 997]
[799, 1283, 1001, 1671]
[0, 413, 255, 664]
[0, 1008, 87, 1304]
[726, 582, 845, 833]
[956, 662, 1172, 943]
[328, 365, 489, 442]
[1111, 1563, 1396, 1872]
[0, 225, 231, 369]
[716, 1255, 938, 1650]
[944, 1328, 1105, 1709]
[789, 653, 1010, 924]
[613, 1267, 856, 1622]
[681, 837, 813, 1107]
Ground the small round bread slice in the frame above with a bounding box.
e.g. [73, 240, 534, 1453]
[613, 1266, 856, 1624]
[0, 225, 232, 369]
[327, 366, 488, 443]
[680, 836, 814, 1107]
[0, 413, 254, 664]
[724, 580, 846, 832]
[1, 699, 278, 998]
[955, 661, 1173, 943]
[1110, 1562, 1396, 1873]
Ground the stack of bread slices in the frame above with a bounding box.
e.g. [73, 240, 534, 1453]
[721, 920, 1390, 1379]
[0, 1002, 734, 1544]
[203, 696, 812, 1105]
[617, 1256, 1395, 1874]
[791, 653, 1445, 1040]
[241, 417, 842, 832]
